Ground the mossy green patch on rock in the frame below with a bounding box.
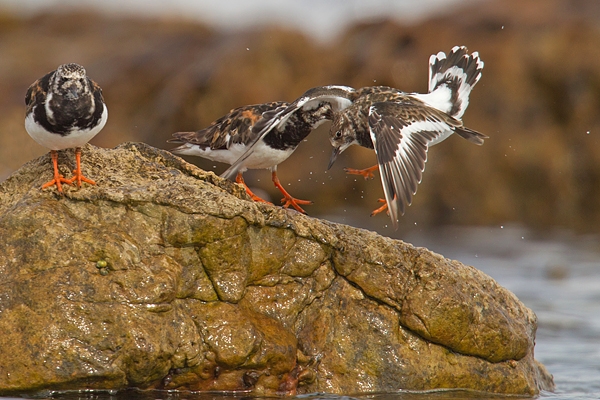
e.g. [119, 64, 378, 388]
[0, 143, 554, 396]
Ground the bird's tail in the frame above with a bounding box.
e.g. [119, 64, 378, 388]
[418, 46, 484, 119]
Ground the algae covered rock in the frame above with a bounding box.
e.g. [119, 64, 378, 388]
[0, 143, 554, 396]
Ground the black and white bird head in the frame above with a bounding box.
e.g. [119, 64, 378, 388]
[301, 101, 335, 129]
[327, 111, 361, 169]
[45, 63, 98, 120]
[50, 63, 89, 100]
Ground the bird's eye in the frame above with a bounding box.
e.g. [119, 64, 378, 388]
[335, 131, 342, 139]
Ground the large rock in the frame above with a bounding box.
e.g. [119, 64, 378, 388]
[0, 143, 553, 396]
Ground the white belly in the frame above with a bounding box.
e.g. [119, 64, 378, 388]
[174, 141, 294, 171]
[25, 105, 108, 150]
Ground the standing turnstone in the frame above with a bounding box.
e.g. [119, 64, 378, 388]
[25, 63, 108, 192]
[220, 85, 356, 180]
[328, 46, 486, 228]
[171, 86, 354, 213]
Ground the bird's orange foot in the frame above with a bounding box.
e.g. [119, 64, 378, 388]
[68, 147, 96, 189]
[280, 194, 313, 214]
[235, 172, 272, 204]
[271, 171, 312, 214]
[42, 175, 73, 193]
[42, 150, 73, 193]
[344, 164, 378, 180]
[271, 172, 312, 213]
[370, 198, 389, 217]
[68, 170, 96, 188]
[247, 190, 272, 204]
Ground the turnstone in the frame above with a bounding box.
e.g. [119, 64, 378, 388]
[220, 85, 356, 181]
[171, 86, 354, 213]
[327, 46, 486, 229]
[25, 63, 108, 192]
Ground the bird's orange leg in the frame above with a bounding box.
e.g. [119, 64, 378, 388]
[41, 150, 72, 193]
[68, 147, 96, 188]
[236, 173, 272, 204]
[344, 164, 378, 180]
[370, 198, 389, 217]
[271, 171, 312, 214]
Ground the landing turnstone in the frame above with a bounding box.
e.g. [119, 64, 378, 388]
[25, 63, 108, 192]
[171, 86, 354, 213]
[326, 46, 486, 229]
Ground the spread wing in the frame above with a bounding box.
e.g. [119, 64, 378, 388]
[369, 100, 464, 229]
[221, 85, 356, 179]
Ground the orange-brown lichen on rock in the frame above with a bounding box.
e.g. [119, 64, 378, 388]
[0, 143, 554, 396]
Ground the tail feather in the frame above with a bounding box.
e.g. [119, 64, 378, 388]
[425, 46, 484, 119]
[454, 126, 488, 145]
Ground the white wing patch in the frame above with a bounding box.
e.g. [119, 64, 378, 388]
[412, 87, 453, 115]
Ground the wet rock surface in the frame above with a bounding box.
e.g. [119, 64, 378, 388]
[0, 143, 554, 396]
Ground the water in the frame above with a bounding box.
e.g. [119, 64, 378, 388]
[406, 225, 600, 400]
[2, 225, 598, 400]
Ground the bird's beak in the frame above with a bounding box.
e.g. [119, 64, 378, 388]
[65, 84, 79, 100]
[328, 146, 341, 170]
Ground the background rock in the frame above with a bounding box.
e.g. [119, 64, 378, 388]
[1, 0, 600, 235]
[0, 143, 553, 396]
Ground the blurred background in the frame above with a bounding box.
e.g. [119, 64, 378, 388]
[2, 0, 600, 237]
[1, 1, 600, 397]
